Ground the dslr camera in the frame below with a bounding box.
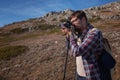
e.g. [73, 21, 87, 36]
[60, 21, 78, 35]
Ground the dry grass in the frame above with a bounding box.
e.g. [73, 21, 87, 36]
[0, 20, 120, 80]
[0, 45, 28, 60]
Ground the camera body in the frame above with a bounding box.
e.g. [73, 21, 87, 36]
[62, 21, 72, 29]
[63, 21, 78, 35]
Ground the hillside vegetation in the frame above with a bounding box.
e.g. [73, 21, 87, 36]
[0, 1, 120, 80]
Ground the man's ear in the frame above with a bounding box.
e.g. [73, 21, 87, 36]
[81, 17, 86, 24]
[82, 17, 85, 21]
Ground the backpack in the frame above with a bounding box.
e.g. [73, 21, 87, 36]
[99, 38, 116, 69]
[89, 28, 116, 80]
[89, 28, 116, 69]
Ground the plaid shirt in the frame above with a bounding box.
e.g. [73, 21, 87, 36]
[69, 25, 103, 80]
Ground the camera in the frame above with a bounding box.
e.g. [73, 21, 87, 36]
[59, 21, 80, 36]
[59, 21, 72, 29]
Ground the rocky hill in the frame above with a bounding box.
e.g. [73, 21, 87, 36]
[1, 2, 120, 32]
[0, 1, 120, 80]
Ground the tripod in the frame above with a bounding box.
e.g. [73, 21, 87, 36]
[63, 37, 70, 80]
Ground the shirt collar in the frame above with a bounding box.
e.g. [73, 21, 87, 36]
[80, 24, 94, 40]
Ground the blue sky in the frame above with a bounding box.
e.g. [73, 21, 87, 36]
[0, 0, 118, 27]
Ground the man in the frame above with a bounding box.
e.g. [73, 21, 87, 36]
[60, 10, 103, 80]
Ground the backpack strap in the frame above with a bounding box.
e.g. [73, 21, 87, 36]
[103, 38, 111, 53]
[88, 28, 103, 59]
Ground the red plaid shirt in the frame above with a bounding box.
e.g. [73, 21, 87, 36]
[69, 25, 103, 80]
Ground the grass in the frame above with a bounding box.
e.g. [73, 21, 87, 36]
[100, 10, 111, 13]
[15, 33, 41, 41]
[10, 28, 60, 41]
[0, 45, 29, 60]
[0, 32, 11, 36]
[0, 36, 15, 47]
[0, 24, 61, 48]
[89, 17, 101, 23]
[60, 19, 67, 22]
[38, 24, 55, 30]
[45, 27, 61, 34]
[10, 27, 28, 34]
[105, 21, 120, 28]
[95, 20, 120, 29]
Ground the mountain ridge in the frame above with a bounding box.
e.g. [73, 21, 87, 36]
[1, 2, 120, 31]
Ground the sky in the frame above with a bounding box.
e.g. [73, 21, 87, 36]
[0, 0, 119, 27]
